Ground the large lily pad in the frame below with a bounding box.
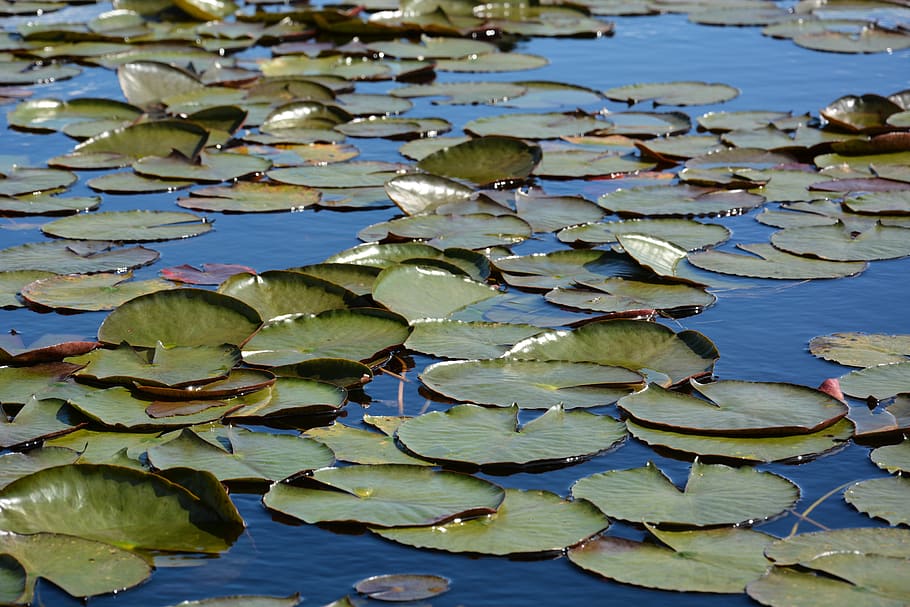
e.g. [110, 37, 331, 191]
[420, 359, 643, 409]
[42, 210, 212, 242]
[571, 460, 799, 527]
[546, 277, 715, 316]
[845, 476, 910, 526]
[404, 319, 542, 359]
[7, 97, 142, 133]
[177, 182, 321, 213]
[0, 362, 81, 405]
[0, 464, 243, 552]
[567, 526, 773, 593]
[147, 427, 334, 483]
[226, 377, 348, 420]
[373, 488, 609, 555]
[0, 397, 83, 450]
[372, 265, 500, 322]
[598, 184, 765, 217]
[359, 213, 532, 250]
[395, 404, 627, 468]
[688, 243, 868, 279]
[217, 270, 359, 321]
[241, 308, 409, 367]
[618, 380, 848, 436]
[19, 271, 176, 311]
[558, 217, 730, 250]
[809, 332, 910, 367]
[268, 161, 404, 188]
[770, 223, 910, 261]
[871, 440, 910, 474]
[97, 288, 262, 348]
[262, 464, 505, 527]
[0, 167, 76, 196]
[504, 319, 718, 386]
[133, 151, 272, 183]
[305, 423, 430, 466]
[838, 361, 910, 400]
[416, 136, 541, 185]
[464, 111, 603, 139]
[604, 81, 739, 106]
[0, 531, 152, 605]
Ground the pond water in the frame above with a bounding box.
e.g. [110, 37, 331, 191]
[2, 2, 910, 606]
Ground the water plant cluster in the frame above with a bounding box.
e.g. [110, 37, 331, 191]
[0, 0, 909, 605]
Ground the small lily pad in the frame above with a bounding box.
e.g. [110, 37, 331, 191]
[354, 573, 450, 602]
[372, 265, 501, 322]
[217, 270, 359, 322]
[178, 182, 320, 213]
[604, 81, 739, 106]
[20, 272, 176, 311]
[416, 136, 541, 185]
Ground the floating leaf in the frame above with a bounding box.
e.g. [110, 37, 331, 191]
[420, 359, 642, 409]
[161, 263, 256, 286]
[572, 460, 799, 527]
[464, 111, 603, 139]
[374, 488, 609, 555]
[227, 377, 348, 420]
[404, 319, 542, 359]
[383, 173, 475, 216]
[7, 97, 142, 133]
[305, 423, 430, 466]
[53, 120, 208, 169]
[217, 270, 359, 321]
[494, 249, 644, 291]
[0, 270, 55, 308]
[178, 182, 320, 213]
[86, 172, 195, 194]
[809, 332, 910, 367]
[506, 319, 717, 386]
[117, 61, 204, 107]
[598, 184, 765, 217]
[0, 464, 243, 552]
[133, 151, 271, 183]
[871, 440, 910, 474]
[618, 380, 848, 436]
[0, 167, 76, 197]
[838, 361, 910, 400]
[20, 271, 176, 311]
[0, 193, 100, 216]
[568, 526, 773, 593]
[435, 52, 548, 73]
[353, 573, 449, 602]
[688, 243, 867, 279]
[396, 404, 627, 468]
[391, 81, 527, 105]
[771, 223, 910, 261]
[163, 595, 301, 607]
[0, 362, 82, 405]
[263, 464, 505, 527]
[372, 265, 500, 322]
[268, 161, 404, 188]
[0, 447, 80, 490]
[42, 210, 212, 242]
[98, 288, 261, 348]
[0, 397, 83, 450]
[547, 277, 715, 316]
[558, 217, 730, 250]
[604, 81, 739, 106]
[360, 213, 532, 250]
[241, 308, 409, 367]
[147, 427, 334, 483]
[416, 136, 541, 185]
[763, 527, 910, 564]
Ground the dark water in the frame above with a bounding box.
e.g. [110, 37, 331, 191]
[2, 4, 909, 606]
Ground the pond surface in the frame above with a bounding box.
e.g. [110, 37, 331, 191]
[1, 1, 909, 606]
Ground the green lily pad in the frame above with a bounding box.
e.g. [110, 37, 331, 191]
[217, 270, 359, 321]
[67, 342, 240, 388]
[98, 288, 262, 348]
[635, 134, 727, 162]
[796, 28, 910, 54]
[764, 527, 910, 564]
[305, 423, 431, 466]
[558, 217, 730, 250]
[598, 110, 691, 138]
[688, 243, 868, 279]
[500, 80, 604, 109]
[86, 171, 195, 194]
[268, 161, 404, 188]
[147, 427, 334, 482]
[374, 488, 609, 555]
[0, 447, 80, 490]
[391, 81, 527, 106]
[0, 167, 76, 197]
[420, 359, 643, 409]
[598, 184, 765, 217]
[42, 210, 212, 242]
[572, 460, 799, 527]
[843, 190, 910, 215]
[241, 308, 409, 367]
[0, 193, 100, 215]
[0, 362, 82, 405]
[0, 60, 80, 85]
[44, 427, 172, 467]
[7, 97, 142, 133]
[223, 376, 347, 420]
[770, 223, 910, 261]
[494, 249, 645, 291]
[404, 319, 542, 359]
[178, 182, 320, 213]
[260, 100, 351, 132]
[396, 404, 627, 468]
[435, 52, 548, 73]
[547, 278, 715, 316]
[513, 191, 606, 233]
[0, 531, 152, 605]
[851, 395, 910, 441]
[19, 271, 176, 311]
[0, 463, 243, 552]
[534, 148, 655, 178]
[505, 319, 718, 386]
[52, 120, 209, 169]
[383, 173, 476, 216]
[839, 361, 910, 400]
[138, 368, 274, 400]
[0, 270, 55, 308]
[262, 464, 505, 527]
[354, 573, 449, 602]
[464, 111, 603, 139]
[871, 440, 910, 474]
[604, 81, 739, 106]
[0, 397, 83, 450]
[326, 242, 490, 281]
[334, 117, 451, 140]
[809, 332, 910, 367]
[373, 264, 501, 322]
[286, 263, 380, 297]
[568, 526, 773, 593]
[618, 380, 848, 435]
[117, 61, 204, 107]
[626, 417, 854, 463]
[697, 109, 797, 132]
[416, 136, 541, 185]
[747, 557, 910, 607]
[360, 213, 532, 250]
[133, 151, 272, 183]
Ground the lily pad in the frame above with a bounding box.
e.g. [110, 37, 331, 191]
[597, 184, 765, 217]
[0, 463, 244, 552]
[360, 213, 532, 250]
[0, 362, 82, 405]
[372, 265, 500, 322]
[567, 526, 773, 593]
[42, 210, 213, 242]
[838, 361, 910, 400]
[618, 380, 848, 436]
[809, 332, 910, 367]
[420, 359, 642, 409]
[391, 81, 527, 106]
[604, 81, 739, 106]
[268, 161, 404, 188]
[354, 573, 449, 602]
[20, 272, 176, 311]
[117, 60, 204, 107]
[0, 167, 76, 196]
[434, 52, 548, 73]
[571, 460, 799, 527]
[770, 223, 910, 261]
[226, 377, 348, 420]
[241, 308, 409, 367]
[97, 288, 262, 348]
[0, 193, 100, 216]
[416, 136, 541, 185]
[558, 217, 730, 250]
[464, 111, 603, 139]
[178, 182, 320, 213]
[7, 97, 142, 133]
[147, 427, 334, 483]
[494, 249, 645, 291]
[504, 319, 718, 386]
[305, 423, 430, 466]
[871, 440, 910, 474]
[262, 464, 505, 527]
[404, 319, 542, 359]
[764, 527, 910, 564]
[133, 151, 271, 183]
[0, 447, 80, 490]
[0, 397, 83, 450]
[373, 488, 609, 555]
[513, 190, 606, 233]
[396, 404, 627, 468]
[86, 172, 195, 194]
[383, 173, 476, 216]
[0, 270, 55, 308]
[626, 417, 854, 463]
[217, 270, 359, 321]
[547, 278, 715, 316]
[688, 243, 868, 279]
